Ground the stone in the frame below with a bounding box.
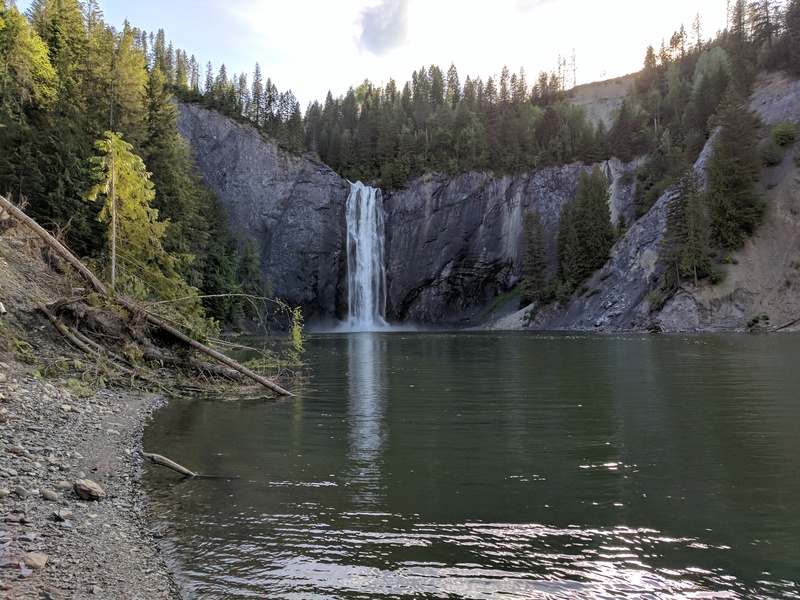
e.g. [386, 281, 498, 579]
[52, 509, 72, 522]
[0, 373, 6, 384]
[73, 478, 106, 501]
[21, 552, 48, 570]
[12, 486, 29, 499]
[0, 488, 9, 498]
[41, 489, 59, 502]
[56, 481, 72, 491]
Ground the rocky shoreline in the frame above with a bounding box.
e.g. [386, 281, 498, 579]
[0, 358, 180, 599]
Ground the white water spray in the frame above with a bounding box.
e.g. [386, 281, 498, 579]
[346, 181, 388, 330]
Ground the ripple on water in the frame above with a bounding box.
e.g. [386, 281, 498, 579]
[176, 517, 762, 599]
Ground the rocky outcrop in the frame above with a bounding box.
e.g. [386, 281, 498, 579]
[177, 104, 349, 320]
[178, 70, 800, 331]
[384, 160, 636, 322]
[178, 100, 638, 324]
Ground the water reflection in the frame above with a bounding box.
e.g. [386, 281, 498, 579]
[143, 332, 800, 599]
[345, 332, 388, 506]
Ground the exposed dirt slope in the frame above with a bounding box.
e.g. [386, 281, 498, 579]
[0, 216, 179, 598]
[657, 141, 800, 331]
[570, 74, 637, 126]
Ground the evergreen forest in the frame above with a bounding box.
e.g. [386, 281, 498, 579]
[2, 0, 800, 321]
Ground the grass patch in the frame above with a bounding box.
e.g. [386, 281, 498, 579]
[478, 287, 521, 321]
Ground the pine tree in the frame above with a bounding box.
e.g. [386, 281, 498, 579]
[659, 170, 712, 287]
[251, 62, 263, 125]
[706, 87, 765, 249]
[788, 0, 800, 75]
[556, 199, 579, 290]
[519, 210, 548, 305]
[86, 131, 173, 294]
[574, 167, 614, 278]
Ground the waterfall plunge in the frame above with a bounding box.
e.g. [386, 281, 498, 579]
[346, 181, 388, 330]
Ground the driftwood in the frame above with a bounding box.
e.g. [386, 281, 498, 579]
[774, 315, 800, 332]
[113, 294, 294, 396]
[140, 451, 197, 478]
[1, 194, 294, 396]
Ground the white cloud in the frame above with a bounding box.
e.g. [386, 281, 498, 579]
[355, 0, 412, 56]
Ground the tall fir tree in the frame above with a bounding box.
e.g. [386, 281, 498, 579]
[706, 87, 765, 249]
[519, 210, 548, 305]
[659, 170, 712, 287]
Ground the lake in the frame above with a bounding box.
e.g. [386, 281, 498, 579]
[143, 331, 800, 599]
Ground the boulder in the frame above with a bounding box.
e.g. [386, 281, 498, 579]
[73, 479, 106, 501]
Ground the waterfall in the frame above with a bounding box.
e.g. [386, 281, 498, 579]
[346, 181, 387, 330]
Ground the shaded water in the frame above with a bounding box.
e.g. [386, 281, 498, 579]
[143, 332, 800, 599]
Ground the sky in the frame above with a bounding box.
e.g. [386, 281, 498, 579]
[18, 0, 730, 108]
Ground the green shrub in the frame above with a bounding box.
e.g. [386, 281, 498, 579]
[771, 122, 796, 148]
[644, 290, 663, 311]
[721, 253, 739, 265]
[761, 138, 783, 166]
[708, 265, 726, 284]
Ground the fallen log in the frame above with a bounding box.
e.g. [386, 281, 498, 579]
[773, 315, 800, 332]
[0, 195, 107, 295]
[37, 301, 135, 375]
[140, 451, 197, 478]
[113, 294, 293, 396]
[2, 194, 294, 396]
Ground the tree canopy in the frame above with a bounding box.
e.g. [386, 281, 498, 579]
[0, 0, 262, 327]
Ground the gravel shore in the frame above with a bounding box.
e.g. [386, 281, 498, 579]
[0, 358, 180, 599]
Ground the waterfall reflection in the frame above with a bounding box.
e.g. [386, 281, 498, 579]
[346, 332, 388, 506]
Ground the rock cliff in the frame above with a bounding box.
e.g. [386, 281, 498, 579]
[177, 104, 349, 321]
[178, 102, 637, 324]
[383, 161, 636, 322]
[178, 71, 800, 331]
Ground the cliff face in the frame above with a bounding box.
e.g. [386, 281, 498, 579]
[179, 102, 637, 324]
[383, 160, 636, 322]
[493, 71, 800, 333]
[178, 70, 800, 331]
[177, 104, 349, 321]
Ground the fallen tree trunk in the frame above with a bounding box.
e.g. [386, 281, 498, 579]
[773, 315, 800, 331]
[2, 194, 294, 396]
[114, 295, 294, 396]
[0, 195, 107, 295]
[140, 451, 197, 478]
[37, 302, 136, 377]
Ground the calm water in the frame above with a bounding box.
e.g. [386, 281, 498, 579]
[143, 332, 800, 599]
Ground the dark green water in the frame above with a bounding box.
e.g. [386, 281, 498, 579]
[143, 332, 800, 599]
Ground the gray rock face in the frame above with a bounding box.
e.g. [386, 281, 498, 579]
[179, 101, 639, 324]
[384, 161, 637, 322]
[177, 104, 349, 320]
